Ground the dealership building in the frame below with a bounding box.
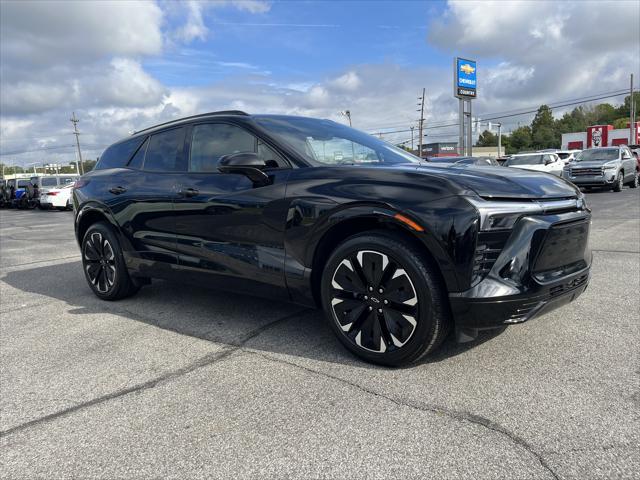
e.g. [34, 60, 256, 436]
[561, 122, 640, 150]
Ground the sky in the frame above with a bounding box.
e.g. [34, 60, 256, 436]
[1, 0, 639, 168]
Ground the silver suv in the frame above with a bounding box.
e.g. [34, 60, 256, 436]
[562, 146, 639, 192]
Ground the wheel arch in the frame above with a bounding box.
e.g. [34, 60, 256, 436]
[75, 203, 120, 246]
[308, 209, 458, 307]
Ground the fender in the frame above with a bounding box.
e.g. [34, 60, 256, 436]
[74, 201, 136, 255]
[283, 200, 463, 306]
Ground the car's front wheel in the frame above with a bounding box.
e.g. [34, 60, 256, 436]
[628, 171, 639, 188]
[82, 222, 140, 300]
[321, 232, 450, 366]
[613, 173, 623, 192]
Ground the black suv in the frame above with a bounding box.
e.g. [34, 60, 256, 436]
[74, 111, 592, 366]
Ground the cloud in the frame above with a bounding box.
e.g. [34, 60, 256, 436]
[173, 0, 209, 43]
[0, 0, 164, 68]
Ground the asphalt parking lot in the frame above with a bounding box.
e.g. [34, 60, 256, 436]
[1, 188, 638, 479]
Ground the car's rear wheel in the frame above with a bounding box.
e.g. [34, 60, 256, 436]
[320, 232, 450, 366]
[82, 222, 140, 300]
[613, 173, 623, 192]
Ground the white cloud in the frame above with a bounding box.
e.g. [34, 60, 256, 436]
[174, 0, 209, 43]
[0, 0, 164, 67]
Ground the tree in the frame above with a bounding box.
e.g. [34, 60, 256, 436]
[476, 129, 497, 147]
[508, 126, 532, 153]
[531, 105, 559, 148]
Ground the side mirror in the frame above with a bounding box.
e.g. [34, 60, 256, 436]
[218, 152, 271, 186]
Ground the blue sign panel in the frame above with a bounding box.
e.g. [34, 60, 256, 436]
[455, 58, 477, 98]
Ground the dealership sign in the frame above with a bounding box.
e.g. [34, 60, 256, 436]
[454, 57, 477, 98]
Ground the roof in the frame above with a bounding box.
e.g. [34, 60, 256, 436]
[132, 110, 249, 135]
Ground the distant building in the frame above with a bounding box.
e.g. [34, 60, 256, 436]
[422, 142, 458, 157]
[420, 142, 504, 158]
[561, 122, 640, 150]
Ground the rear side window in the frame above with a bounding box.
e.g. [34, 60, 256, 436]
[144, 128, 186, 172]
[96, 137, 145, 170]
[127, 137, 148, 169]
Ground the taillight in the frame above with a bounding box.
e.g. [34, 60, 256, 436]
[47, 192, 58, 196]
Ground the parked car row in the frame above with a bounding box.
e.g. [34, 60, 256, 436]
[0, 174, 77, 209]
[468, 145, 640, 193]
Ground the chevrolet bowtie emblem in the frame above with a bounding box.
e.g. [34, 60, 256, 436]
[460, 64, 475, 75]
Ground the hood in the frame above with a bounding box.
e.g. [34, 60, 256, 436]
[390, 163, 580, 200]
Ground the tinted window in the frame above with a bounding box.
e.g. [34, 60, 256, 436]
[128, 137, 148, 169]
[505, 155, 544, 166]
[59, 177, 75, 185]
[40, 177, 58, 187]
[96, 136, 145, 170]
[144, 128, 186, 172]
[255, 116, 420, 166]
[17, 180, 30, 188]
[190, 124, 256, 172]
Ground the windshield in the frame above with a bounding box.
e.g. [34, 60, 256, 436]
[574, 148, 619, 162]
[255, 116, 421, 166]
[505, 154, 544, 166]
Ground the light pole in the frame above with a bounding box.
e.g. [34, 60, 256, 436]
[410, 126, 415, 153]
[496, 122, 502, 157]
[340, 110, 352, 126]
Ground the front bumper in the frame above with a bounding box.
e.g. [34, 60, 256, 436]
[450, 209, 592, 340]
[562, 171, 617, 186]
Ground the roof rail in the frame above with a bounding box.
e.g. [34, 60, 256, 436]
[133, 110, 249, 135]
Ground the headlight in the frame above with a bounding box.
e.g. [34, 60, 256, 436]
[466, 197, 584, 231]
[603, 162, 617, 169]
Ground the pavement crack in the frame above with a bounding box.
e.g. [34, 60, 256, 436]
[251, 352, 560, 480]
[0, 309, 309, 439]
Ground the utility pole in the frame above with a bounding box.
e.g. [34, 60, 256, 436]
[417, 88, 426, 158]
[630, 74, 635, 145]
[410, 126, 415, 153]
[70, 112, 84, 175]
[496, 122, 502, 157]
[342, 110, 352, 127]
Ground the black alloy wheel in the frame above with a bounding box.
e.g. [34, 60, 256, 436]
[81, 222, 140, 300]
[329, 250, 419, 353]
[629, 171, 639, 188]
[321, 232, 450, 366]
[83, 231, 117, 294]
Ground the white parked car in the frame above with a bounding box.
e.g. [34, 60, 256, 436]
[539, 149, 581, 165]
[39, 184, 74, 210]
[504, 152, 564, 176]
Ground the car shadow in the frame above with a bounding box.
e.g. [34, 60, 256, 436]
[2, 261, 505, 368]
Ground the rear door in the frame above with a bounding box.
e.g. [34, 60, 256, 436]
[104, 128, 187, 273]
[173, 121, 291, 298]
[621, 147, 636, 181]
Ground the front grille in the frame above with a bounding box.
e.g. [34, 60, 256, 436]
[472, 231, 510, 285]
[533, 219, 590, 273]
[570, 167, 603, 176]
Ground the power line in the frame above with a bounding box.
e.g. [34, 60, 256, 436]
[370, 89, 633, 137]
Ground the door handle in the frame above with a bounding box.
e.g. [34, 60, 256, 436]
[179, 187, 199, 198]
[109, 186, 127, 195]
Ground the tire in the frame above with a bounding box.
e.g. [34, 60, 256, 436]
[612, 173, 623, 192]
[320, 231, 451, 367]
[81, 222, 140, 300]
[628, 171, 639, 188]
